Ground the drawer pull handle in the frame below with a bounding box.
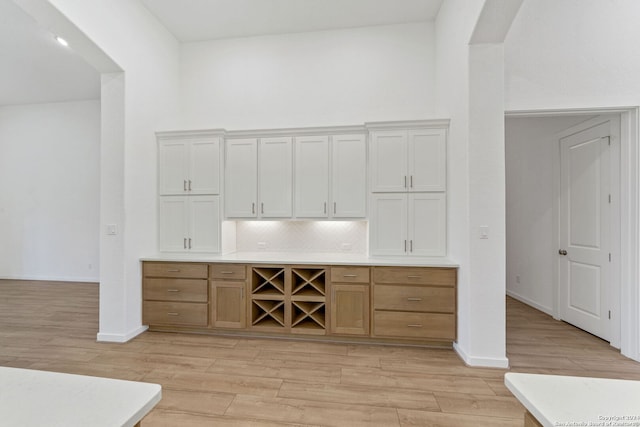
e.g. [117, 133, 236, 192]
[167, 312, 179, 316]
[220, 271, 235, 274]
[343, 274, 358, 278]
[407, 275, 421, 279]
[407, 297, 422, 301]
[407, 324, 423, 328]
[167, 269, 180, 273]
[167, 289, 180, 292]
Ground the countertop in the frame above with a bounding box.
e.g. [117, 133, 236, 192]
[505, 372, 640, 427]
[141, 252, 459, 267]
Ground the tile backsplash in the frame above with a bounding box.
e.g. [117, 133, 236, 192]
[235, 221, 368, 254]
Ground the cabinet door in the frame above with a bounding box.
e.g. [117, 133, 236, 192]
[330, 283, 370, 336]
[158, 196, 188, 251]
[408, 193, 446, 256]
[189, 138, 220, 195]
[295, 135, 329, 218]
[408, 128, 446, 192]
[369, 193, 408, 256]
[370, 131, 407, 192]
[211, 281, 246, 329]
[159, 140, 188, 195]
[259, 137, 292, 218]
[188, 195, 220, 253]
[332, 134, 367, 217]
[225, 139, 258, 218]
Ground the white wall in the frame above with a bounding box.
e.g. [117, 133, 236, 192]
[505, 116, 594, 314]
[505, 0, 640, 111]
[0, 100, 100, 282]
[180, 22, 435, 129]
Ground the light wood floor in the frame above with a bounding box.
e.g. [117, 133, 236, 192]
[1, 280, 639, 426]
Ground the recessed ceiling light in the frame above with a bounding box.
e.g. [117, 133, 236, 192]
[55, 36, 69, 47]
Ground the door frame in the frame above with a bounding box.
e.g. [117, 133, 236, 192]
[506, 106, 639, 361]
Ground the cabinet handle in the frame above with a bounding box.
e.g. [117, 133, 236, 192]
[167, 312, 179, 316]
[183, 180, 187, 191]
[241, 287, 244, 298]
[183, 238, 187, 249]
[220, 271, 234, 274]
[188, 180, 192, 191]
[407, 297, 422, 301]
[404, 176, 407, 188]
[410, 240, 413, 252]
[324, 202, 327, 214]
[410, 175, 413, 188]
[167, 269, 180, 273]
[252, 203, 255, 214]
[407, 275, 421, 279]
[404, 240, 407, 252]
[407, 324, 423, 328]
[167, 289, 180, 292]
[343, 274, 358, 278]
[334, 202, 336, 214]
[261, 203, 264, 214]
[188, 238, 192, 249]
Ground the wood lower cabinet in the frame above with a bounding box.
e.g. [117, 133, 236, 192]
[142, 261, 456, 345]
[372, 267, 457, 342]
[210, 264, 247, 329]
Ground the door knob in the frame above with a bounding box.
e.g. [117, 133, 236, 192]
[558, 249, 568, 256]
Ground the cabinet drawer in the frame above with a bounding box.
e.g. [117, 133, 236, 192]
[143, 262, 208, 279]
[330, 267, 370, 283]
[373, 311, 455, 340]
[143, 278, 208, 302]
[210, 263, 246, 280]
[374, 285, 455, 313]
[373, 267, 456, 286]
[143, 301, 208, 327]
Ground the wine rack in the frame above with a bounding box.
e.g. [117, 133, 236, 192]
[249, 266, 327, 334]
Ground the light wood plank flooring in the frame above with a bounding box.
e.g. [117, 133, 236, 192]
[1, 280, 638, 426]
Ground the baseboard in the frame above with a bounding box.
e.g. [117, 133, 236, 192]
[0, 274, 99, 283]
[453, 342, 510, 369]
[506, 290, 554, 316]
[97, 325, 148, 343]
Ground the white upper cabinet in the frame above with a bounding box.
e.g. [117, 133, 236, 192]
[159, 136, 220, 195]
[159, 195, 220, 253]
[259, 137, 293, 218]
[370, 127, 446, 192]
[295, 136, 330, 218]
[332, 134, 367, 218]
[225, 138, 258, 218]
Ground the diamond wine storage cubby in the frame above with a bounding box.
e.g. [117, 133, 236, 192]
[249, 266, 327, 334]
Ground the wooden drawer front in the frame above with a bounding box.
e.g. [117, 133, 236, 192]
[143, 301, 208, 327]
[144, 262, 208, 279]
[373, 267, 456, 286]
[210, 264, 246, 280]
[144, 278, 208, 302]
[374, 285, 455, 313]
[330, 267, 370, 283]
[374, 311, 455, 340]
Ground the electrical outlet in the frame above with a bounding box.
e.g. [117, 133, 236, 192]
[106, 224, 117, 235]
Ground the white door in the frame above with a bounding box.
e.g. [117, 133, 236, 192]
[158, 140, 188, 195]
[409, 193, 446, 256]
[225, 138, 258, 218]
[370, 130, 407, 192]
[408, 128, 446, 192]
[189, 195, 220, 253]
[332, 134, 367, 218]
[370, 193, 408, 256]
[559, 121, 611, 340]
[158, 196, 188, 251]
[295, 135, 329, 218]
[189, 138, 220, 195]
[259, 137, 292, 218]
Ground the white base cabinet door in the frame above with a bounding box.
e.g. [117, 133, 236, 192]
[370, 193, 446, 256]
[332, 134, 367, 218]
[159, 195, 220, 253]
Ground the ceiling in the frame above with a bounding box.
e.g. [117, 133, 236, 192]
[1, 0, 443, 107]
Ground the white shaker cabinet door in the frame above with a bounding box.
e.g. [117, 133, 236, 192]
[369, 193, 408, 256]
[370, 131, 407, 192]
[189, 138, 220, 195]
[189, 195, 220, 253]
[225, 138, 258, 218]
[295, 135, 329, 218]
[259, 137, 293, 218]
[332, 134, 367, 218]
[408, 193, 446, 256]
[158, 196, 188, 251]
[159, 140, 189, 195]
[408, 129, 446, 192]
